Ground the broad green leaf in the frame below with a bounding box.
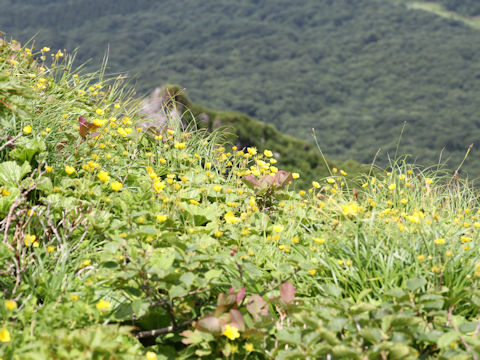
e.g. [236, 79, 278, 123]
[332, 345, 359, 358]
[406, 277, 427, 292]
[9, 137, 46, 163]
[180, 272, 195, 288]
[437, 331, 460, 349]
[0, 161, 31, 186]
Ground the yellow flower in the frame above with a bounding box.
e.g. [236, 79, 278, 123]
[313, 237, 325, 245]
[272, 225, 284, 233]
[154, 181, 165, 193]
[65, 166, 75, 175]
[111, 181, 123, 191]
[24, 234, 38, 247]
[312, 181, 320, 189]
[292, 172, 300, 179]
[224, 212, 239, 224]
[157, 214, 167, 222]
[146, 352, 157, 360]
[434, 238, 446, 245]
[95, 108, 105, 116]
[340, 170, 347, 176]
[309, 269, 317, 276]
[45, 165, 53, 173]
[174, 142, 186, 150]
[425, 178, 433, 185]
[326, 178, 335, 184]
[71, 294, 79, 301]
[96, 299, 111, 311]
[417, 254, 425, 261]
[1, 188, 10, 196]
[388, 184, 396, 190]
[0, 328, 11, 343]
[213, 185, 222, 193]
[41, 47, 50, 52]
[97, 171, 110, 183]
[47, 245, 55, 253]
[4, 300, 17, 310]
[342, 202, 360, 217]
[264, 149, 273, 157]
[23, 125, 32, 134]
[247, 147, 257, 156]
[92, 118, 106, 127]
[245, 343, 254, 352]
[223, 324, 240, 340]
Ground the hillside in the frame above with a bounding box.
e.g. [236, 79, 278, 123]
[2, 0, 480, 178]
[141, 85, 366, 189]
[4, 38, 480, 359]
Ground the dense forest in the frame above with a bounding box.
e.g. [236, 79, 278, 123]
[2, 0, 480, 177]
[428, 0, 480, 16]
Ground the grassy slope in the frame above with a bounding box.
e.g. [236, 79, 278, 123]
[3, 0, 480, 179]
[3, 39, 480, 359]
[159, 85, 366, 189]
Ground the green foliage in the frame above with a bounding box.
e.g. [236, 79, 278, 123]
[4, 39, 480, 360]
[426, 0, 480, 16]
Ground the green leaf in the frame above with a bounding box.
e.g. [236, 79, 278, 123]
[322, 284, 342, 298]
[169, 285, 187, 298]
[204, 269, 222, 282]
[151, 248, 176, 270]
[276, 328, 301, 345]
[406, 277, 427, 292]
[437, 331, 460, 349]
[132, 299, 149, 317]
[350, 302, 376, 314]
[388, 343, 412, 359]
[180, 272, 195, 289]
[0, 161, 31, 186]
[9, 137, 46, 163]
[332, 345, 359, 358]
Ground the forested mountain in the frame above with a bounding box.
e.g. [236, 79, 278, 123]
[429, 0, 480, 16]
[2, 0, 480, 176]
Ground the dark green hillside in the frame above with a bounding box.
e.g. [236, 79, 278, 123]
[425, 0, 480, 16]
[2, 0, 480, 176]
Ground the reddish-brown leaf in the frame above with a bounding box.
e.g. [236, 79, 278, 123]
[56, 141, 67, 151]
[246, 295, 269, 318]
[274, 170, 293, 188]
[229, 309, 245, 331]
[260, 175, 274, 188]
[196, 315, 221, 335]
[242, 174, 260, 189]
[78, 116, 99, 139]
[280, 282, 296, 304]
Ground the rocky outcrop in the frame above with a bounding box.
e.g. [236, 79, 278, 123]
[139, 87, 184, 130]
